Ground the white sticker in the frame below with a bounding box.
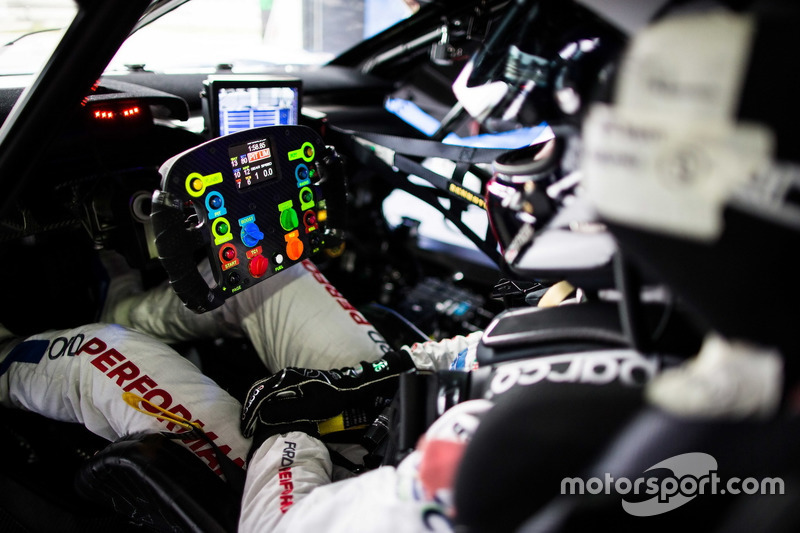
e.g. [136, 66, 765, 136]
[583, 104, 773, 240]
[616, 11, 754, 121]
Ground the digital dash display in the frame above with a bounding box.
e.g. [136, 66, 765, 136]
[229, 138, 277, 189]
[217, 86, 299, 136]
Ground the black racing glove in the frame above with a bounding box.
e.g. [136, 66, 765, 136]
[241, 350, 415, 448]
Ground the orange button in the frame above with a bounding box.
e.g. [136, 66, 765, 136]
[286, 238, 304, 261]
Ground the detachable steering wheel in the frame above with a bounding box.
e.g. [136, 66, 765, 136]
[151, 125, 339, 313]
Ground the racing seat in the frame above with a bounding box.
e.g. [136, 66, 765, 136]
[475, 297, 703, 366]
[75, 432, 242, 533]
[0, 407, 143, 533]
[513, 406, 800, 533]
[504, 167, 800, 532]
[451, 377, 800, 533]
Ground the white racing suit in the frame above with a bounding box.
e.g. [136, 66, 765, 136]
[0, 322, 251, 474]
[0, 256, 481, 499]
[240, 398, 491, 533]
[0, 260, 387, 475]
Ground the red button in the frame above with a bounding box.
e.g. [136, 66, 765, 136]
[249, 254, 269, 278]
[222, 246, 236, 261]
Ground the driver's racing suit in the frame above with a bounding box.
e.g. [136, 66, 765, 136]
[0, 257, 480, 488]
[239, 399, 491, 533]
[0, 322, 252, 474]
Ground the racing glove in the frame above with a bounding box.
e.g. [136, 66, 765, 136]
[241, 350, 414, 447]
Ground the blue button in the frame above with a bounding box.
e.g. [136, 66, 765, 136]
[241, 222, 264, 248]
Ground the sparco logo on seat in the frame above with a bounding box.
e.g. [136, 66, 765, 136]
[490, 351, 659, 396]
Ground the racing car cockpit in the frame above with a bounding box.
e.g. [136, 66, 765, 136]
[2, 0, 800, 531]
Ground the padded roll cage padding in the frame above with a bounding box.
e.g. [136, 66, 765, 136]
[477, 299, 704, 366]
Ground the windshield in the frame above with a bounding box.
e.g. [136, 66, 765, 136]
[0, 0, 77, 77]
[110, 0, 418, 73]
[0, 0, 417, 77]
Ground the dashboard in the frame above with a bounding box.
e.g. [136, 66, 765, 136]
[0, 57, 491, 337]
[0, 0, 556, 339]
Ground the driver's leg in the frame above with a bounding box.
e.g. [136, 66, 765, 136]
[107, 260, 390, 372]
[0, 323, 250, 476]
[231, 260, 391, 370]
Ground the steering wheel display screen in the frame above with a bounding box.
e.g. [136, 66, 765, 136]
[229, 137, 277, 190]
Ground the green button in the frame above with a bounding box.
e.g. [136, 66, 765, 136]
[217, 222, 229, 234]
[280, 209, 298, 231]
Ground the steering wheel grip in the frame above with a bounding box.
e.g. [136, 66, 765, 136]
[151, 190, 226, 313]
